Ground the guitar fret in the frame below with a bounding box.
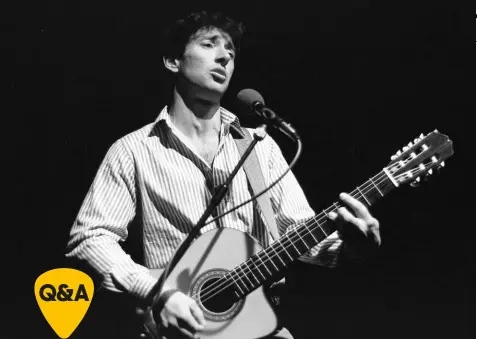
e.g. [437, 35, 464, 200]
[262, 250, 279, 271]
[229, 271, 245, 295]
[270, 245, 286, 266]
[238, 264, 254, 291]
[290, 228, 310, 254]
[249, 256, 267, 280]
[285, 232, 301, 255]
[245, 263, 260, 284]
[316, 214, 330, 237]
[277, 240, 293, 260]
[256, 252, 273, 276]
[295, 230, 310, 250]
[302, 228, 320, 250]
[356, 186, 370, 206]
[369, 178, 384, 196]
[305, 224, 319, 243]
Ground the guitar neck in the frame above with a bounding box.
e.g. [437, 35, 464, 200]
[224, 169, 396, 297]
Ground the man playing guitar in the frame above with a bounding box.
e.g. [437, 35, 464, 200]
[66, 10, 381, 339]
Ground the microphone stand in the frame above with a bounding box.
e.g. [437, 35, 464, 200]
[147, 124, 268, 313]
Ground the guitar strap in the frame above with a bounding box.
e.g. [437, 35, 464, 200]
[234, 128, 279, 247]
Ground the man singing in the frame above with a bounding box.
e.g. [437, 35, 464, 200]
[66, 10, 381, 339]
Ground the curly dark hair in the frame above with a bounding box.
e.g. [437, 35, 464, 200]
[160, 10, 246, 60]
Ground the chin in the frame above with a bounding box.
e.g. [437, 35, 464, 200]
[197, 84, 228, 103]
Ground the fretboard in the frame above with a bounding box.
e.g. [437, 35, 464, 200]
[223, 169, 396, 298]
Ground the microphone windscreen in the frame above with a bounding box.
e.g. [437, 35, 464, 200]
[236, 88, 265, 109]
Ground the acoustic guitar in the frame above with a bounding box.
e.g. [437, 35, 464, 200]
[142, 130, 454, 339]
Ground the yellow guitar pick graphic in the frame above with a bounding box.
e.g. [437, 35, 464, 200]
[34, 268, 94, 338]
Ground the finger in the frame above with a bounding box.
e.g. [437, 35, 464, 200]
[180, 310, 204, 333]
[336, 207, 367, 235]
[190, 302, 206, 327]
[339, 193, 372, 220]
[337, 207, 381, 247]
[327, 211, 338, 221]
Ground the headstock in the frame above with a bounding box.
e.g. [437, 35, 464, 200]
[386, 130, 454, 187]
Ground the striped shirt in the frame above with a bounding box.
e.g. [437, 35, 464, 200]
[66, 106, 342, 302]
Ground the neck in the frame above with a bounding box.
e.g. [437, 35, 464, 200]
[168, 86, 222, 138]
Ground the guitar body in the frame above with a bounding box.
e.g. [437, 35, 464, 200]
[150, 228, 279, 339]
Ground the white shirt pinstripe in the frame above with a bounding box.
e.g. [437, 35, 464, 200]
[66, 106, 342, 301]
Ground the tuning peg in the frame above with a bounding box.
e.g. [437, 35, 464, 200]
[420, 133, 424, 139]
[410, 177, 421, 187]
[414, 138, 419, 143]
[391, 150, 402, 160]
[434, 129, 439, 132]
[440, 161, 445, 167]
[427, 169, 433, 175]
[402, 142, 413, 152]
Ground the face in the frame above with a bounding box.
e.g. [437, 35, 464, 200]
[173, 27, 236, 103]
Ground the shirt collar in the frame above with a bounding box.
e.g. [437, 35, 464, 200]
[154, 106, 245, 139]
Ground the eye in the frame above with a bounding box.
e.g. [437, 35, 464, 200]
[201, 41, 214, 48]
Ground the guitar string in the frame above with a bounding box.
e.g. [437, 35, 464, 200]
[195, 158, 431, 304]
[219, 154, 431, 293]
[194, 176, 387, 302]
[195, 139, 443, 302]
[195, 157, 424, 303]
[195, 166, 417, 305]
[192, 159, 408, 303]
[193, 161, 404, 303]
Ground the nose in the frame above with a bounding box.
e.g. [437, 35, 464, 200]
[215, 45, 231, 67]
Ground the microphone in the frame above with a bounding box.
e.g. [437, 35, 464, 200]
[236, 89, 300, 141]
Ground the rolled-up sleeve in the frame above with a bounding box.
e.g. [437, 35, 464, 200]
[65, 140, 157, 301]
[266, 136, 343, 267]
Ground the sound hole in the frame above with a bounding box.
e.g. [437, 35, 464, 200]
[200, 277, 237, 313]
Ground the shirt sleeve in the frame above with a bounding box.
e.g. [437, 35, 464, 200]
[265, 135, 344, 267]
[65, 139, 158, 302]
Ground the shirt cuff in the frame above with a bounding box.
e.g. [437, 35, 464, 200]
[130, 272, 160, 302]
[299, 231, 343, 267]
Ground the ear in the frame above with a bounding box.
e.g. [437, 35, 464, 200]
[163, 56, 180, 73]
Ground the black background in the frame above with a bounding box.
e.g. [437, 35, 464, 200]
[12, 0, 475, 338]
